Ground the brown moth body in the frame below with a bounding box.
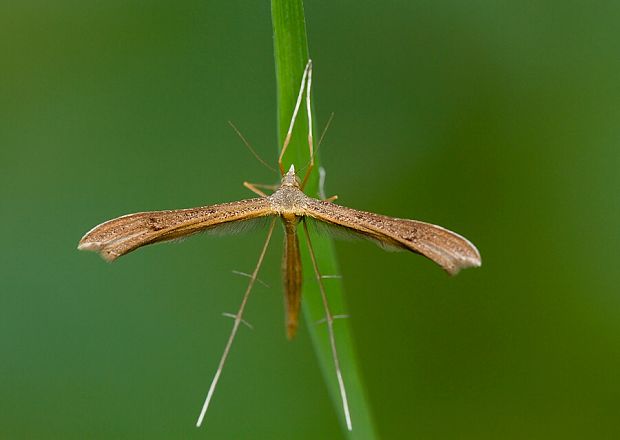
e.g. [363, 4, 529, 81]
[78, 60, 480, 430]
[79, 165, 480, 337]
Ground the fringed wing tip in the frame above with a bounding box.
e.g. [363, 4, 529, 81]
[77, 239, 119, 262]
[444, 244, 482, 276]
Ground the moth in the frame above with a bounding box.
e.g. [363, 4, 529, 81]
[78, 60, 481, 430]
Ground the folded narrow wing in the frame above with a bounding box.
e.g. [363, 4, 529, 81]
[78, 198, 274, 261]
[304, 199, 481, 275]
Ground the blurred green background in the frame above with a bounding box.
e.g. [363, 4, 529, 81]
[2, 1, 620, 438]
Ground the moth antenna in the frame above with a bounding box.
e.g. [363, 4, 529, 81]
[231, 270, 271, 288]
[228, 120, 277, 173]
[196, 218, 277, 428]
[279, 59, 312, 175]
[299, 112, 334, 189]
[317, 112, 335, 153]
[302, 220, 353, 431]
[221, 312, 254, 330]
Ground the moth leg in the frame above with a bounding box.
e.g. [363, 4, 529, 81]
[318, 166, 338, 202]
[315, 314, 349, 325]
[278, 60, 312, 175]
[242, 181, 277, 197]
[231, 270, 271, 288]
[221, 312, 254, 330]
[300, 59, 314, 190]
[196, 218, 277, 428]
[302, 219, 353, 431]
[324, 195, 338, 203]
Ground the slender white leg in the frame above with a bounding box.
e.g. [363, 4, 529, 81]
[196, 218, 277, 428]
[278, 59, 313, 175]
[318, 166, 338, 202]
[301, 60, 314, 189]
[302, 220, 353, 431]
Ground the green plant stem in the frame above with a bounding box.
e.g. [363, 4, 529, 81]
[271, 1, 378, 438]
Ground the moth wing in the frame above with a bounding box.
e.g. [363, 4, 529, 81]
[307, 217, 404, 252]
[78, 197, 274, 261]
[304, 199, 481, 275]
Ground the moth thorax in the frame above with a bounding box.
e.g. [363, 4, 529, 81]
[270, 186, 307, 215]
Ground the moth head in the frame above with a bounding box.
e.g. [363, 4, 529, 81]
[281, 164, 301, 188]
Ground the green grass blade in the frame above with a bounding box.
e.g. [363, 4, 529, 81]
[271, 1, 378, 438]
